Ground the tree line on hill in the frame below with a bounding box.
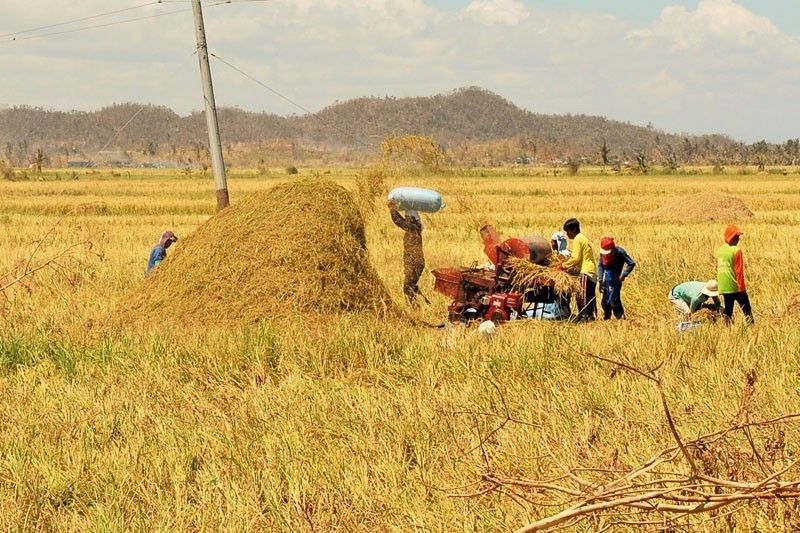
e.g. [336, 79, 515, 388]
[0, 87, 797, 168]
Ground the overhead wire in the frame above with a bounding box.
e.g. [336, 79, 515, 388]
[2, 0, 324, 152]
[0, 1, 161, 39]
[0, 0, 270, 40]
[209, 51, 374, 148]
[0, 0, 267, 44]
[209, 52, 316, 116]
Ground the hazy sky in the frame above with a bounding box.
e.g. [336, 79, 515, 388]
[0, 0, 798, 142]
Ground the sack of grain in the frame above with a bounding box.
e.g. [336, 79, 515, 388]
[387, 187, 445, 213]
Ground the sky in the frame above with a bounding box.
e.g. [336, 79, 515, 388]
[0, 0, 798, 142]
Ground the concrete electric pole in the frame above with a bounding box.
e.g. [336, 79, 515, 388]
[191, 0, 229, 210]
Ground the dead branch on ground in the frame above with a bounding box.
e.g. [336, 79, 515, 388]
[449, 346, 800, 531]
[0, 222, 98, 312]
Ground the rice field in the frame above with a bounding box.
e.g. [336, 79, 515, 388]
[1, 167, 800, 531]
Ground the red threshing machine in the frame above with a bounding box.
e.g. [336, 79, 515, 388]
[432, 225, 558, 323]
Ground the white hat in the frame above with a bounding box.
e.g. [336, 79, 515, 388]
[701, 279, 719, 297]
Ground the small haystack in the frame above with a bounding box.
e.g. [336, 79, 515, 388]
[508, 256, 578, 297]
[127, 179, 392, 325]
[651, 192, 754, 222]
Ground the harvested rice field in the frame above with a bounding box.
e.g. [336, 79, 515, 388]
[2, 167, 800, 531]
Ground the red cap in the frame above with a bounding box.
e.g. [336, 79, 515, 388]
[599, 236, 615, 255]
[724, 224, 743, 244]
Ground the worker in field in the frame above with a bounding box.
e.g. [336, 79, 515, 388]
[668, 280, 721, 318]
[557, 218, 597, 321]
[388, 201, 429, 304]
[549, 231, 572, 315]
[597, 236, 636, 320]
[715, 224, 754, 324]
[550, 231, 571, 258]
[146, 230, 178, 275]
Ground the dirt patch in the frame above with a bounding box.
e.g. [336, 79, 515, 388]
[651, 192, 754, 222]
[126, 179, 393, 325]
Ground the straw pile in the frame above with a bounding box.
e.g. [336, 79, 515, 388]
[127, 179, 392, 325]
[651, 192, 754, 221]
[694, 307, 722, 323]
[507, 256, 578, 297]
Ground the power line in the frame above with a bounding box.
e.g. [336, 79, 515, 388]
[0, 0, 257, 43]
[4, 7, 197, 43]
[209, 52, 316, 115]
[0, 1, 160, 39]
[0, 0, 266, 39]
[209, 51, 374, 148]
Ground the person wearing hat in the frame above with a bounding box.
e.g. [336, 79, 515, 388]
[550, 231, 571, 258]
[549, 230, 572, 316]
[597, 236, 636, 320]
[715, 224, 753, 324]
[558, 218, 597, 321]
[388, 201, 429, 304]
[668, 280, 722, 318]
[146, 230, 178, 275]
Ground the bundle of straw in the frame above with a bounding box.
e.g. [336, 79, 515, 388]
[693, 307, 722, 323]
[507, 256, 578, 297]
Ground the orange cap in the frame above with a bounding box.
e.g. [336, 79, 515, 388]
[724, 224, 743, 244]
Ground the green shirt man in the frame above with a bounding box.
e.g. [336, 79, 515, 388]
[669, 280, 721, 316]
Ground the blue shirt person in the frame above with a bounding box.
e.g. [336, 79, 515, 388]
[146, 230, 178, 275]
[597, 236, 636, 320]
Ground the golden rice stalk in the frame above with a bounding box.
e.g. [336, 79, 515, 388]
[354, 166, 386, 216]
[507, 256, 578, 297]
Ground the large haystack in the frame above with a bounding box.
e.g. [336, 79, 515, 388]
[651, 192, 754, 222]
[128, 179, 392, 324]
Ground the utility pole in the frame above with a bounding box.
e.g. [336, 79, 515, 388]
[191, 0, 229, 210]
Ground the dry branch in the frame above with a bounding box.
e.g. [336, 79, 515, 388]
[451, 346, 800, 531]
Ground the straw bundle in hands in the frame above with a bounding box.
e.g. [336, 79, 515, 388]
[694, 307, 722, 323]
[507, 255, 578, 297]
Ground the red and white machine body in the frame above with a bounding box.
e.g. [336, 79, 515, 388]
[432, 225, 554, 323]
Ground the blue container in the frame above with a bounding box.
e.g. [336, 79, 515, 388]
[387, 187, 445, 213]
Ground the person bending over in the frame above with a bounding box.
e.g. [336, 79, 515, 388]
[669, 280, 721, 319]
[146, 230, 178, 275]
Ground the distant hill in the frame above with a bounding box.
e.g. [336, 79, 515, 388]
[299, 88, 726, 152]
[0, 87, 794, 166]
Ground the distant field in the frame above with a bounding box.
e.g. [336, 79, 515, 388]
[1, 169, 799, 530]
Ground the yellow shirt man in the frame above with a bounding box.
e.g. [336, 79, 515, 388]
[562, 232, 597, 277]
